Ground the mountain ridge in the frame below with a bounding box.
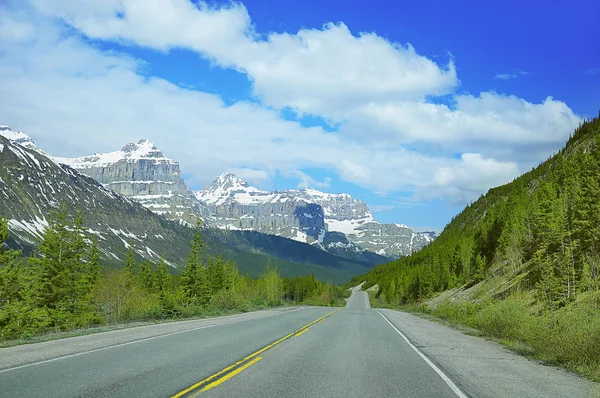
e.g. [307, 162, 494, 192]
[196, 172, 436, 257]
[0, 133, 386, 283]
[0, 126, 435, 259]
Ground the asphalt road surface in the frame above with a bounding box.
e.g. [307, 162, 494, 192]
[1, 286, 597, 397]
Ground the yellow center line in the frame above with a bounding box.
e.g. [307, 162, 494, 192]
[294, 326, 311, 337]
[171, 308, 341, 398]
[197, 356, 263, 394]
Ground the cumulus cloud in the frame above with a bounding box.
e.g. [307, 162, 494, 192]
[0, 1, 582, 205]
[347, 93, 581, 163]
[30, 0, 458, 117]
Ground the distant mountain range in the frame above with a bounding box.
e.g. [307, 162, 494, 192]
[195, 172, 436, 257]
[0, 126, 386, 283]
[0, 125, 436, 281]
[48, 132, 435, 258]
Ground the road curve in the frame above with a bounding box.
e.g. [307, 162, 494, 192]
[1, 288, 597, 397]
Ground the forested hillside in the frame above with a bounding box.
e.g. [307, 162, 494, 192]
[358, 115, 600, 307]
[0, 211, 346, 341]
[355, 115, 600, 380]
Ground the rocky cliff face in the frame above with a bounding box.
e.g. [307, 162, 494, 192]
[0, 133, 193, 266]
[196, 173, 327, 243]
[196, 173, 436, 258]
[4, 123, 433, 259]
[54, 139, 201, 225]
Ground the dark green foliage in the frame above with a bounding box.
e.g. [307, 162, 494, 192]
[0, 212, 349, 342]
[0, 205, 102, 339]
[357, 116, 600, 307]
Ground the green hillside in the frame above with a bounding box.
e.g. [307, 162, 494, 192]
[356, 115, 600, 380]
[358, 115, 600, 304]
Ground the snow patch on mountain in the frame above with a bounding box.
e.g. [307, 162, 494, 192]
[55, 139, 176, 168]
[196, 172, 305, 206]
[195, 173, 435, 257]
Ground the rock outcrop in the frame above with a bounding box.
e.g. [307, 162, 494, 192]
[54, 139, 201, 225]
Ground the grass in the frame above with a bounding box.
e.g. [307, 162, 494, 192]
[390, 291, 600, 383]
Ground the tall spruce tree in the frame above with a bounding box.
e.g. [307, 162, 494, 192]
[29, 205, 99, 328]
[181, 220, 210, 305]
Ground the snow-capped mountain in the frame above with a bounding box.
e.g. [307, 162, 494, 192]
[0, 132, 192, 266]
[0, 130, 385, 282]
[0, 125, 434, 259]
[53, 139, 202, 224]
[196, 173, 436, 257]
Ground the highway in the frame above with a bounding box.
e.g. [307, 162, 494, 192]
[0, 286, 596, 397]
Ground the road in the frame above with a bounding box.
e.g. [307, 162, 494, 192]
[1, 286, 596, 397]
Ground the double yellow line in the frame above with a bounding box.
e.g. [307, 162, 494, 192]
[172, 308, 341, 397]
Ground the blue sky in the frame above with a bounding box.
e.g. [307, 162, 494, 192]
[0, 0, 598, 231]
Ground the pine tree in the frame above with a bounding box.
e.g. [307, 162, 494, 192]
[155, 257, 171, 294]
[125, 243, 136, 276]
[182, 220, 208, 303]
[29, 205, 99, 328]
[137, 262, 155, 292]
[0, 218, 22, 302]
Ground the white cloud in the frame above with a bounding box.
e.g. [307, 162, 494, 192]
[0, 13, 35, 43]
[0, 1, 582, 205]
[347, 93, 581, 163]
[229, 168, 271, 185]
[30, 0, 458, 117]
[494, 70, 530, 80]
[288, 170, 332, 190]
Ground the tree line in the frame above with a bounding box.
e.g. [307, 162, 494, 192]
[357, 116, 600, 308]
[0, 207, 346, 341]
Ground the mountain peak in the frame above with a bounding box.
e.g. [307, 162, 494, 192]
[215, 172, 250, 189]
[55, 138, 176, 168]
[0, 125, 47, 155]
[120, 139, 161, 157]
[0, 125, 39, 151]
[196, 173, 266, 205]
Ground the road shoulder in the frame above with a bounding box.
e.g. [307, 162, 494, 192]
[379, 308, 598, 398]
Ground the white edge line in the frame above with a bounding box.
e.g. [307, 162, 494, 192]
[377, 310, 469, 398]
[0, 323, 218, 374]
[0, 306, 309, 374]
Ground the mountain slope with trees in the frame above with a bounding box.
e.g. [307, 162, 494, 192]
[359, 115, 600, 305]
[0, 135, 378, 284]
[356, 115, 600, 381]
[0, 214, 347, 341]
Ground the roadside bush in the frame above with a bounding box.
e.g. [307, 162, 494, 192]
[247, 296, 269, 309]
[528, 293, 600, 379]
[430, 300, 479, 327]
[0, 301, 51, 340]
[472, 296, 530, 341]
[418, 291, 600, 382]
[120, 290, 163, 322]
[209, 290, 249, 312]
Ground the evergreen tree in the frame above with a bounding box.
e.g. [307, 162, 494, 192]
[154, 257, 171, 294]
[0, 218, 23, 302]
[137, 261, 155, 292]
[125, 243, 136, 276]
[29, 206, 99, 328]
[181, 220, 209, 304]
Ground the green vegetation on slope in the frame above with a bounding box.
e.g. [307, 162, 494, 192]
[357, 115, 600, 381]
[0, 210, 347, 342]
